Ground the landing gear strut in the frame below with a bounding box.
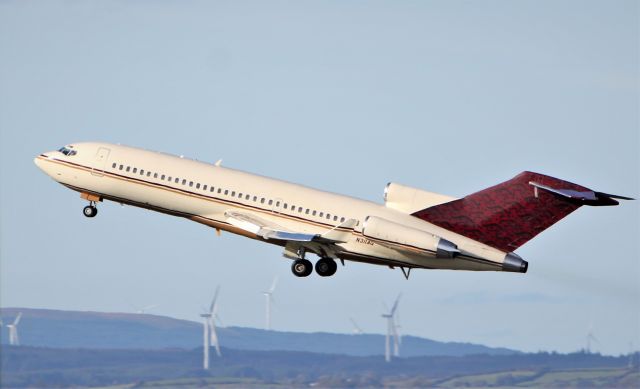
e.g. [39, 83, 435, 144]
[291, 259, 313, 277]
[315, 258, 337, 277]
[83, 202, 98, 218]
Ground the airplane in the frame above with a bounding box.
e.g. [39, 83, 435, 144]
[34, 142, 633, 279]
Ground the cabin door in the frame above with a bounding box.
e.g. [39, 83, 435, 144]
[92, 147, 111, 177]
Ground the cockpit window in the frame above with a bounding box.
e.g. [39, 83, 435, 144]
[58, 146, 77, 156]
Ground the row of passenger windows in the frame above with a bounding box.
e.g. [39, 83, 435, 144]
[111, 162, 347, 223]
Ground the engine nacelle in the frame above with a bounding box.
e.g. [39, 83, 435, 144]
[362, 216, 460, 259]
[384, 182, 456, 214]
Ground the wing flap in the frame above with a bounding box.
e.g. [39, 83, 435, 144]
[224, 211, 356, 244]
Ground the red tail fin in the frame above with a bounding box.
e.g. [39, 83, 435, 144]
[412, 171, 627, 252]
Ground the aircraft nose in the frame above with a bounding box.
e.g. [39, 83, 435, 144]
[34, 153, 52, 174]
[34, 154, 47, 170]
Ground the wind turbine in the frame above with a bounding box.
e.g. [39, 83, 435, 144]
[349, 317, 363, 335]
[134, 304, 159, 314]
[585, 322, 599, 354]
[7, 313, 22, 346]
[263, 277, 277, 331]
[382, 294, 401, 362]
[200, 287, 221, 370]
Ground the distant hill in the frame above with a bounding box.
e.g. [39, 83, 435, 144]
[1, 345, 636, 388]
[0, 307, 516, 356]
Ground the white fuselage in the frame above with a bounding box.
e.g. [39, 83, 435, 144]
[35, 142, 513, 273]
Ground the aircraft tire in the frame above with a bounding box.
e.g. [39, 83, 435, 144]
[291, 259, 313, 277]
[315, 258, 337, 277]
[83, 205, 98, 218]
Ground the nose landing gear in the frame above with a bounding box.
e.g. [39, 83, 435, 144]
[83, 202, 98, 218]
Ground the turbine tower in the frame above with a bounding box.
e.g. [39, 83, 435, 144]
[7, 312, 22, 346]
[263, 277, 277, 330]
[381, 294, 401, 362]
[200, 287, 221, 370]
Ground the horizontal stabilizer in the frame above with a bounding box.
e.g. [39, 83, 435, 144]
[529, 182, 632, 206]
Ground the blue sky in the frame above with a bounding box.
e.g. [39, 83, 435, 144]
[1, 0, 638, 355]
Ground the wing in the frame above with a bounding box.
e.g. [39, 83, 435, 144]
[224, 210, 357, 244]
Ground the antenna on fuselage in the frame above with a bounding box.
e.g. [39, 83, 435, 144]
[215, 159, 222, 167]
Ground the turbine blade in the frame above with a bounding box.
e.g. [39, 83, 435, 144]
[13, 313, 22, 326]
[214, 314, 224, 328]
[209, 286, 220, 314]
[269, 277, 278, 293]
[391, 294, 402, 316]
[349, 317, 363, 334]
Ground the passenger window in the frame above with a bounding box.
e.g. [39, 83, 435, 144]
[261, 198, 265, 204]
[306, 209, 310, 215]
[218, 188, 222, 194]
[161, 175, 165, 180]
[313, 210, 317, 216]
[210, 187, 215, 192]
[319, 212, 324, 218]
[284, 204, 288, 209]
[333, 216, 338, 221]
[189, 181, 193, 187]
[253, 196, 257, 201]
[340, 217, 345, 223]
[133, 168, 137, 173]
[147, 172, 151, 177]
[276, 201, 280, 207]
[167, 176, 172, 181]
[182, 179, 186, 185]
[140, 169, 145, 175]
[231, 191, 236, 197]
[126, 166, 131, 172]
[268, 200, 273, 206]
[154, 173, 158, 178]
[112, 163, 116, 168]
[197, 183, 201, 189]
[119, 165, 124, 170]
[298, 207, 303, 212]
[245, 194, 250, 200]
[326, 214, 331, 219]
[224, 190, 229, 195]
[175, 178, 179, 183]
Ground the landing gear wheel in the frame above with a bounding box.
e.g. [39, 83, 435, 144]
[83, 205, 98, 218]
[315, 258, 337, 277]
[292, 259, 313, 277]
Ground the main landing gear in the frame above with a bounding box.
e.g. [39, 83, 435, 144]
[83, 202, 98, 218]
[291, 257, 338, 277]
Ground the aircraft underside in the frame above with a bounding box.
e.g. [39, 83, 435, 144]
[63, 183, 429, 279]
